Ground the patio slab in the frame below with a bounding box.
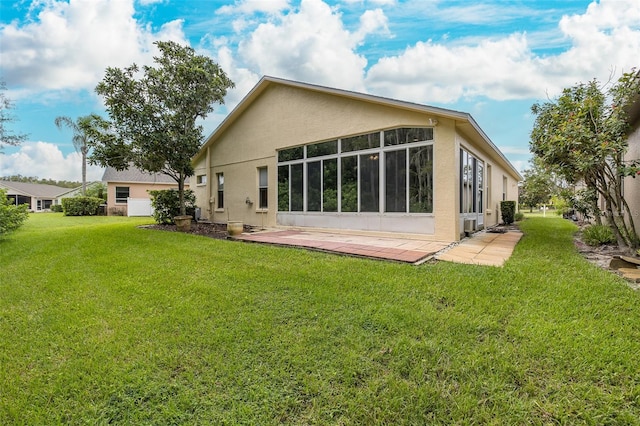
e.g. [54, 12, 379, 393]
[232, 228, 523, 266]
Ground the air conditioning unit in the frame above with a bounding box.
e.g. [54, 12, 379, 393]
[464, 219, 476, 233]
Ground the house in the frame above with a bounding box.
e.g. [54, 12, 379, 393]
[0, 180, 70, 212]
[624, 95, 640, 238]
[192, 76, 523, 242]
[102, 166, 185, 216]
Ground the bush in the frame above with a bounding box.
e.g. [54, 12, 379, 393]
[500, 201, 516, 225]
[514, 212, 525, 222]
[62, 197, 103, 216]
[149, 189, 196, 225]
[582, 225, 616, 246]
[50, 204, 63, 212]
[0, 188, 29, 237]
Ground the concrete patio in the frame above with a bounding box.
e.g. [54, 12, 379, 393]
[233, 228, 523, 266]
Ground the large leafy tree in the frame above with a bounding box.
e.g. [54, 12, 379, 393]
[0, 81, 28, 152]
[530, 69, 640, 248]
[89, 41, 234, 216]
[519, 158, 556, 212]
[55, 115, 94, 195]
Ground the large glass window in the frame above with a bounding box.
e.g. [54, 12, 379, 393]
[460, 149, 482, 214]
[307, 161, 322, 211]
[307, 140, 337, 158]
[385, 150, 407, 212]
[409, 145, 433, 213]
[360, 153, 379, 212]
[278, 146, 304, 162]
[342, 132, 380, 152]
[323, 159, 338, 212]
[341, 156, 358, 212]
[278, 166, 289, 211]
[291, 163, 304, 211]
[385, 128, 433, 146]
[115, 186, 129, 204]
[277, 127, 434, 215]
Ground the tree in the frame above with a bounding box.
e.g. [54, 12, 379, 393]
[518, 159, 556, 212]
[55, 115, 94, 195]
[0, 81, 28, 152]
[89, 41, 234, 216]
[0, 188, 29, 237]
[530, 69, 640, 249]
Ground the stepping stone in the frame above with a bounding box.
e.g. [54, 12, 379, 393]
[618, 268, 640, 283]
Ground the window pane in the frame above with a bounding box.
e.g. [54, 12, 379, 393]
[307, 161, 321, 211]
[258, 167, 268, 209]
[385, 150, 406, 212]
[115, 186, 129, 203]
[385, 128, 433, 146]
[217, 173, 224, 209]
[290, 163, 304, 211]
[259, 188, 268, 209]
[259, 167, 268, 187]
[360, 153, 379, 212]
[409, 145, 433, 213]
[323, 159, 338, 212]
[278, 146, 304, 162]
[307, 140, 337, 158]
[341, 156, 358, 212]
[341, 132, 380, 152]
[278, 166, 289, 211]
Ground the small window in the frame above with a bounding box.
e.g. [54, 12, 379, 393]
[115, 186, 129, 204]
[341, 132, 380, 153]
[217, 173, 224, 209]
[196, 174, 207, 185]
[258, 167, 268, 209]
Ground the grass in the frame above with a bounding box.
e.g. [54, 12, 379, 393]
[1, 213, 639, 424]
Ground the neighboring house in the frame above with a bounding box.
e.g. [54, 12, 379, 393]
[0, 180, 69, 212]
[102, 166, 185, 216]
[624, 95, 640, 238]
[192, 76, 522, 242]
[57, 181, 103, 200]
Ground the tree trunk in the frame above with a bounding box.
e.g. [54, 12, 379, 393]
[178, 172, 186, 216]
[81, 150, 87, 196]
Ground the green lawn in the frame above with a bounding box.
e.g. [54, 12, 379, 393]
[1, 213, 639, 424]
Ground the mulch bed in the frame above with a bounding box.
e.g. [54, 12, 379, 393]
[140, 221, 254, 240]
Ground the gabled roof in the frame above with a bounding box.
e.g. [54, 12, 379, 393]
[101, 166, 177, 184]
[195, 75, 523, 180]
[0, 181, 70, 198]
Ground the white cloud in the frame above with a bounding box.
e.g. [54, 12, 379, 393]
[234, 0, 395, 91]
[0, 142, 104, 182]
[364, 0, 640, 104]
[0, 0, 189, 97]
[217, 0, 291, 15]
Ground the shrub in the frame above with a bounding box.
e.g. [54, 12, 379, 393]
[0, 188, 29, 237]
[62, 197, 103, 216]
[582, 225, 616, 246]
[50, 204, 63, 212]
[149, 189, 196, 225]
[500, 201, 516, 225]
[514, 212, 525, 222]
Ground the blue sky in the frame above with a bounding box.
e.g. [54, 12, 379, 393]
[1, 0, 639, 182]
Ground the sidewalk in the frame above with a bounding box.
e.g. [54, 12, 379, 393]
[434, 231, 523, 267]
